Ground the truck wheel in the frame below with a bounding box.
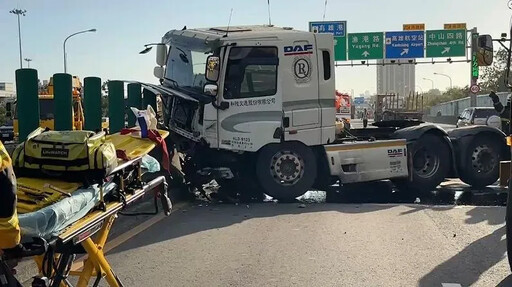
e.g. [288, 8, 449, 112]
[256, 142, 317, 202]
[394, 134, 450, 194]
[459, 136, 503, 188]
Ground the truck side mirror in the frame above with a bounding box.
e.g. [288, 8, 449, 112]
[205, 56, 220, 82]
[478, 34, 494, 66]
[156, 44, 167, 66]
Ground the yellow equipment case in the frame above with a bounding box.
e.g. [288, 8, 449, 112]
[12, 129, 117, 182]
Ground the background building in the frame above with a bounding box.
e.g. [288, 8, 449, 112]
[376, 60, 416, 97]
[0, 82, 15, 99]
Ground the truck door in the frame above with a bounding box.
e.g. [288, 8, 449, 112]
[217, 45, 282, 152]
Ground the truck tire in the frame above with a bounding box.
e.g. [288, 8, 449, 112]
[459, 136, 503, 188]
[393, 134, 450, 194]
[256, 142, 317, 202]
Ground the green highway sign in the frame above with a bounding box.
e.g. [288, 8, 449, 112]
[426, 29, 466, 58]
[348, 32, 384, 60]
[334, 36, 347, 61]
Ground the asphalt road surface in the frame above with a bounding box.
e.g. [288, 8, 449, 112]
[105, 201, 510, 287]
[92, 179, 511, 287]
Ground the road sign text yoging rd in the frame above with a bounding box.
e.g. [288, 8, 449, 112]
[348, 32, 384, 60]
[284, 44, 313, 56]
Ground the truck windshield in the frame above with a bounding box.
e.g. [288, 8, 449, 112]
[164, 45, 213, 93]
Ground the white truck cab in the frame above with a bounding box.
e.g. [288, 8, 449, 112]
[154, 26, 336, 151]
[146, 25, 409, 201]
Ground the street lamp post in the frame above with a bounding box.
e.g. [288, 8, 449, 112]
[423, 78, 435, 90]
[433, 72, 453, 89]
[9, 9, 27, 69]
[63, 29, 97, 73]
[24, 58, 32, 68]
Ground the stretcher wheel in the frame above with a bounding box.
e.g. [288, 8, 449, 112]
[98, 201, 106, 212]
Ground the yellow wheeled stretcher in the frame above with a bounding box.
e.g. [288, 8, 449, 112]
[0, 130, 172, 287]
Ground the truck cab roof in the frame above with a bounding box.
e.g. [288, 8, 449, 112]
[162, 25, 311, 51]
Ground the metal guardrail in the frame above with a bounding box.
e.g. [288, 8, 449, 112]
[427, 92, 510, 117]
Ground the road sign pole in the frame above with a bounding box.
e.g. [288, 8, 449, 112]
[469, 27, 478, 107]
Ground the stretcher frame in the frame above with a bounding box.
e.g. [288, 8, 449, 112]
[17, 157, 171, 287]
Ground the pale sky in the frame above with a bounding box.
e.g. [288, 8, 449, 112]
[0, 0, 511, 96]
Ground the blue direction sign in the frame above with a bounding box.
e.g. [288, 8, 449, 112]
[354, 97, 365, 105]
[385, 31, 425, 59]
[309, 21, 346, 37]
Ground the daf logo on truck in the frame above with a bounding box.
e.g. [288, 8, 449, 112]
[387, 148, 406, 158]
[284, 44, 313, 56]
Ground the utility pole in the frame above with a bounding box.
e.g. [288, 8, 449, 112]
[9, 9, 27, 69]
[63, 29, 96, 73]
[469, 27, 479, 107]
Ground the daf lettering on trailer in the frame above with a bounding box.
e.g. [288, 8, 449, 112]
[284, 44, 314, 56]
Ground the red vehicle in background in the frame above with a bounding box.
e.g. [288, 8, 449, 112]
[335, 91, 352, 129]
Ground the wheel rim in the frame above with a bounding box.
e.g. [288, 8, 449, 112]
[269, 150, 305, 186]
[471, 144, 497, 174]
[412, 146, 440, 179]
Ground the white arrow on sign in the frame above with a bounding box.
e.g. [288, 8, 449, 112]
[400, 48, 409, 56]
[441, 47, 451, 55]
[362, 51, 370, 57]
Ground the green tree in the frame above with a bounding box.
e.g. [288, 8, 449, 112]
[0, 106, 5, 126]
[422, 87, 469, 110]
[101, 80, 110, 117]
[101, 96, 108, 117]
[480, 48, 511, 93]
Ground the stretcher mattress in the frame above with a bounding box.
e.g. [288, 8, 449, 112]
[18, 155, 161, 239]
